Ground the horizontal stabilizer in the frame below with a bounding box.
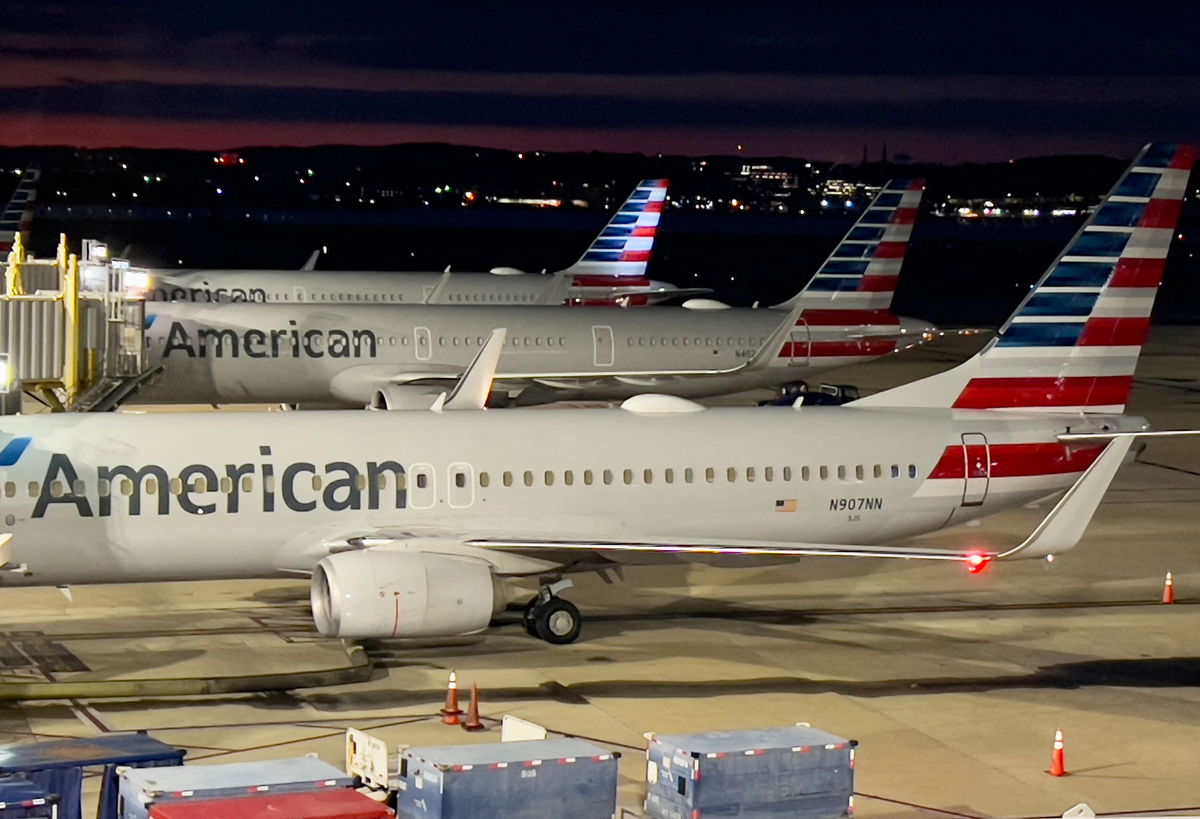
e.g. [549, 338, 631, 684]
[1058, 428, 1200, 442]
[996, 436, 1133, 559]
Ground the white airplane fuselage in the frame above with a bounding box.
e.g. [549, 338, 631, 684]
[138, 302, 927, 406]
[0, 405, 1124, 587]
[146, 269, 692, 307]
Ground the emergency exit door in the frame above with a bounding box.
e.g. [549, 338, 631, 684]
[414, 326, 432, 361]
[960, 433, 990, 507]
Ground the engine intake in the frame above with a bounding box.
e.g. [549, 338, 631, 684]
[311, 550, 495, 638]
[367, 384, 446, 411]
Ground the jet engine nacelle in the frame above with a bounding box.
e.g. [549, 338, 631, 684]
[311, 550, 496, 639]
[367, 384, 447, 411]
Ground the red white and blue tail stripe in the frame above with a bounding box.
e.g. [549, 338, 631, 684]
[563, 179, 668, 280]
[856, 143, 1196, 414]
[778, 179, 924, 317]
[0, 167, 39, 254]
[765, 179, 925, 367]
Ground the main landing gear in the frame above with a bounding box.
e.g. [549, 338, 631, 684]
[523, 579, 581, 644]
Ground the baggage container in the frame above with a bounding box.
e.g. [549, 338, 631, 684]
[644, 725, 856, 819]
[397, 738, 617, 819]
[117, 757, 351, 819]
[0, 776, 58, 818]
[146, 788, 393, 819]
[0, 731, 183, 819]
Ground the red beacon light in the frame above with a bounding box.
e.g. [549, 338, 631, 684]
[965, 553, 993, 574]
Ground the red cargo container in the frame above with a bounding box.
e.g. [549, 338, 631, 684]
[147, 789, 392, 819]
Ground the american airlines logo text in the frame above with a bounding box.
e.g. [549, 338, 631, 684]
[30, 447, 407, 518]
[162, 320, 378, 359]
[151, 286, 267, 303]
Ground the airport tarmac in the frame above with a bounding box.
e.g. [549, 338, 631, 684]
[2, 328, 1199, 818]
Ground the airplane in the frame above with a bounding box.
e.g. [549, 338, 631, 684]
[141, 179, 710, 307]
[0, 167, 39, 254]
[0, 143, 1191, 646]
[134, 180, 933, 408]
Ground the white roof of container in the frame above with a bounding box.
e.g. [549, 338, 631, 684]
[652, 726, 851, 754]
[122, 757, 349, 795]
[404, 738, 610, 768]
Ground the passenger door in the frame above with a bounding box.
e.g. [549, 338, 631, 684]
[592, 325, 615, 367]
[960, 433, 990, 506]
[789, 320, 809, 365]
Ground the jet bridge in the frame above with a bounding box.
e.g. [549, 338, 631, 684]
[0, 234, 154, 413]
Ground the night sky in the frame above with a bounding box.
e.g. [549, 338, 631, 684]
[2, 2, 1198, 162]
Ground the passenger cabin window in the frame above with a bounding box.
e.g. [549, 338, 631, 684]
[684, 468, 694, 484]
[544, 471, 554, 486]
[819, 466, 829, 481]
[891, 465, 901, 478]
[706, 467, 715, 483]
[603, 469, 614, 485]
[784, 466, 793, 481]
[643, 469, 653, 484]
[909, 464, 919, 478]
[523, 471, 534, 487]
[564, 470, 574, 486]
[746, 467, 756, 482]
[479, 472, 490, 488]
[503, 471, 513, 487]
[623, 469, 633, 485]
[726, 467, 736, 483]
[583, 470, 594, 486]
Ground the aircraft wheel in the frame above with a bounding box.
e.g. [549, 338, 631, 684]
[531, 598, 582, 644]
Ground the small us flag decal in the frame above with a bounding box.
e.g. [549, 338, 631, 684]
[775, 499, 797, 512]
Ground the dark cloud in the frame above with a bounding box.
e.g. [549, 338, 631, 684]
[1, 2, 1197, 158]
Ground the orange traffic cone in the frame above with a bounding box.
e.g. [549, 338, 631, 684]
[463, 683, 485, 732]
[1047, 729, 1067, 777]
[1162, 572, 1175, 604]
[441, 670, 462, 725]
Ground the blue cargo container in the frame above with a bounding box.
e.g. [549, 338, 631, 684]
[117, 758, 352, 819]
[397, 738, 617, 819]
[643, 726, 855, 819]
[0, 776, 58, 818]
[0, 732, 183, 819]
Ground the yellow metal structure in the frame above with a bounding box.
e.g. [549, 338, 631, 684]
[0, 234, 146, 411]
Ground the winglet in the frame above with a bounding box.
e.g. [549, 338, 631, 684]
[997, 436, 1134, 560]
[437, 328, 507, 411]
[300, 249, 321, 271]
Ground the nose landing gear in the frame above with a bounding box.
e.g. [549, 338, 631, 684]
[523, 579, 582, 644]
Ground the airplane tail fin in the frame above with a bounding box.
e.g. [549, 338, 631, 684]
[774, 178, 924, 313]
[747, 179, 925, 371]
[853, 143, 1197, 413]
[560, 178, 668, 280]
[0, 166, 39, 253]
